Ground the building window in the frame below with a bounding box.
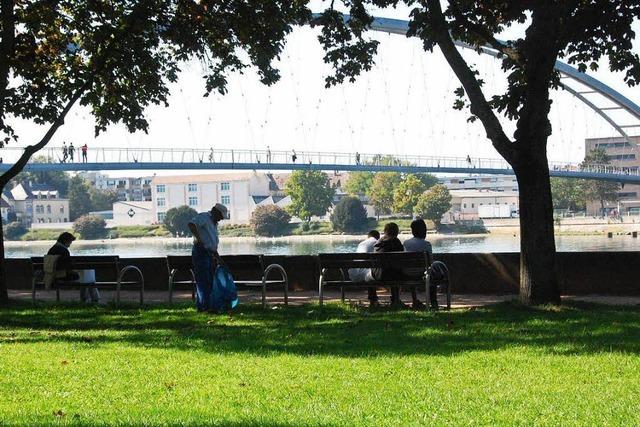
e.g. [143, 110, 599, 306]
[188, 183, 198, 192]
[188, 196, 198, 206]
[156, 185, 166, 193]
[463, 203, 467, 209]
[60, 206, 64, 213]
[471, 203, 475, 208]
[157, 197, 165, 207]
[607, 154, 636, 161]
[221, 195, 230, 205]
[221, 182, 230, 191]
[157, 212, 166, 222]
[46, 205, 51, 214]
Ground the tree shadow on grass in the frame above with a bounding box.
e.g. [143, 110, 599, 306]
[1, 301, 640, 357]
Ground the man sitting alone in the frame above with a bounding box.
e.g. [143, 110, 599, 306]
[47, 232, 100, 303]
[402, 218, 436, 310]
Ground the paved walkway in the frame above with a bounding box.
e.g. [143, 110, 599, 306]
[9, 289, 640, 308]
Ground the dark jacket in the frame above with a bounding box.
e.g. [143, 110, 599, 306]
[47, 242, 73, 274]
[371, 236, 404, 281]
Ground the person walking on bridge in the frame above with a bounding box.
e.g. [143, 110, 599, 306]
[68, 143, 75, 162]
[292, 150, 297, 163]
[62, 142, 68, 163]
[188, 203, 227, 312]
[81, 144, 88, 163]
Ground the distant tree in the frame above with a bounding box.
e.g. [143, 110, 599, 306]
[3, 222, 26, 241]
[68, 176, 92, 221]
[13, 157, 71, 197]
[344, 172, 374, 196]
[581, 148, 620, 215]
[417, 173, 439, 189]
[89, 188, 119, 212]
[285, 171, 335, 222]
[331, 196, 367, 232]
[415, 185, 452, 229]
[73, 215, 107, 240]
[550, 178, 586, 212]
[164, 206, 198, 236]
[393, 174, 428, 216]
[367, 172, 402, 218]
[250, 205, 291, 237]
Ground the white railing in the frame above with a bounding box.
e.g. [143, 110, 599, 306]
[0, 146, 638, 177]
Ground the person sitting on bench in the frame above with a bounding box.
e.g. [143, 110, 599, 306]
[402, 218, 436, 310]
[46, 232, 100, 303]
[349, 230, 380, 282]
[367, 222, 405, 308]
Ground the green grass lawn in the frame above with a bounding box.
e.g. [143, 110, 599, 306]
[1, 302, 639, 426]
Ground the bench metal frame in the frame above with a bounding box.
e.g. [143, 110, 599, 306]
[166, 254, 289, 308]
[31, 256, 145, 307]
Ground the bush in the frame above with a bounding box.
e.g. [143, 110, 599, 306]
[4, 222, 27, 240]
[250, 205, 291, 236]
[73, 215, 107, 239]
[330, 196, 367, 232]
[164, 206, 198, 236]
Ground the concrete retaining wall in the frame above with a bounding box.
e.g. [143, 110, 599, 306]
[7, 252, 640, 296]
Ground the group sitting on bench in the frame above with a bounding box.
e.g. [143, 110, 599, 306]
[352, 219, 439, 310]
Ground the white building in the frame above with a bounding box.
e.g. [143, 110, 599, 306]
[439, 175, 519, 192]
[446, 190, 520, 222]
[9, 183, 69, 225]
[151, 173, 272, 224]
[112, 201, 154, 226]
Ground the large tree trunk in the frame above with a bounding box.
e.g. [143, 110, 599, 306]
[516, 150, 561, 305]
[0, 211, 7, 305]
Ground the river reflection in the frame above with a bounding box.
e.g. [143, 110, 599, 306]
[4, 234, 639, 258]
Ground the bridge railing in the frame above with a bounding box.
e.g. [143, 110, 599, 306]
[0, 146, 638, 177]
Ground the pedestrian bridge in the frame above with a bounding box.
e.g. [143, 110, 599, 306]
[1, 146, 638, 184]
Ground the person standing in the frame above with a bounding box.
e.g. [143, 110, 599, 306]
[188, 203, 227, 312]
[355, 152, 361, 165]
[68, 143, 75, 162]
[209, 147, 214, 163]
[81, 144, 88, 163]
[266, 146, 272, 163]
[402, 218, 435, 310]
[292, 149, 297, 163]
[62, 142, 68, 163]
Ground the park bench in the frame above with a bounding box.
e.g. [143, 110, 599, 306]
[317, 251, 451, 310]
[31, 255, 145, 306]
[167, 254, 289, 308]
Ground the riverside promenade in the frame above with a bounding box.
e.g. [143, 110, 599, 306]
[10, 289, 640, 307]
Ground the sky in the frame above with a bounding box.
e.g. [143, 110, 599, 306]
[5, 2, 640, 176]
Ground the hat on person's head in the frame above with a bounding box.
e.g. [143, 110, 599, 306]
[57, 232, 76, 244]
[212, 203, 228, 218]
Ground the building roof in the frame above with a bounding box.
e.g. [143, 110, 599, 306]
[252, 196, 270, 204]
[449, 189, 520, 198]
[0, 198, 11, 209]
[152, 172, 261, 185]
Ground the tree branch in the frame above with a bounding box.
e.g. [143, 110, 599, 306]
[449, 0, 521, 65]
[0, 79, 92, 187]
[425, 0, 516, 163]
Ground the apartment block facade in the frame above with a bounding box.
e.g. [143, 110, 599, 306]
[585, 135, 640, 215]
[151, 173, 272, 224]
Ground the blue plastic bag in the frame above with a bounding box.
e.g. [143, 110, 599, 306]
[209, 264, 239, 311]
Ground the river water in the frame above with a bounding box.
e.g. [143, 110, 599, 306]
[5, 234, 639, 258]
